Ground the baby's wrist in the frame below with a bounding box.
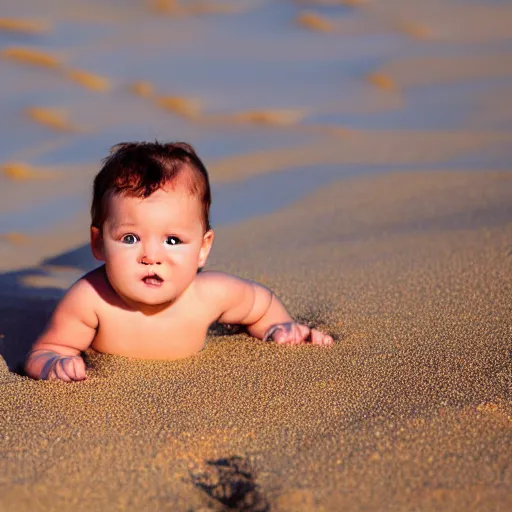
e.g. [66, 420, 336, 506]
[27, 349, 78, 380]
[262, 324, 279, 342]
[262, 321, 295, 342]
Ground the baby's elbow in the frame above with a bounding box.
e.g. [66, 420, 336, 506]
[246, 284, 274, 324]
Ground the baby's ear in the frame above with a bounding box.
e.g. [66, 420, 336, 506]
[90, 226, 105, 261]
[198, 229, 214, 268]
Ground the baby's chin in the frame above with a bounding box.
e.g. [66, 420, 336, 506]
[114, 286, 179, 311]
[129, 295, 177, 312]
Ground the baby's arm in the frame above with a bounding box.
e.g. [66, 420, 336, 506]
[25, 279, 98, 381]
[200, 272, 333, 346]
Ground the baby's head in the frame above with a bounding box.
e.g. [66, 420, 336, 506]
[90, 141, 214, 310]
[91, 141, 211, 233]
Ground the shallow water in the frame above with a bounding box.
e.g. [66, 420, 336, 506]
[1, 0, 511, 271]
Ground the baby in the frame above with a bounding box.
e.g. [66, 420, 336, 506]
[25, 142, 333, 381]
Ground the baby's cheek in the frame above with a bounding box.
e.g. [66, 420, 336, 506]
[168, 247, 194, 265]
[104, 252, 135, 284]
[170, 251, 201, 280]
[106, 246, 136, 264]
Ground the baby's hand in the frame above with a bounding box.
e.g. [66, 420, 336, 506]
[36, 352, 87, 382]
[263, 322, 334, 346]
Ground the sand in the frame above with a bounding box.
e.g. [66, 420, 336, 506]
[1, 0, 512, 510]
[1, 169, 511, 511]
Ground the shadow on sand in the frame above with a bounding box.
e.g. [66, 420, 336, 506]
[0, 243, 97, 374]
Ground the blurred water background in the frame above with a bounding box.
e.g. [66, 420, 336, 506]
[0, 0, 511, 290]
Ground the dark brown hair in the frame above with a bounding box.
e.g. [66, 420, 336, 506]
[91, 141, 211, 231]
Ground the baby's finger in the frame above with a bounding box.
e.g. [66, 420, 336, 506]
[273, 327, 291, 345]
[63, 357, 85, 381]
[72, 358, 87, 380]
[323, 334, 334, 346]
[291, 323, 302, 345]
[310, 329, 329, 346]
[297, 324, 311, 343]
[74, 357, 87, 380]
[320, 333, 334, 346]
[310, 329, 321, 345]
[61, 358, 78, 380]
[54, 359, 72, 382]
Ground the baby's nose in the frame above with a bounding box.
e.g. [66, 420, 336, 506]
[141, 256, 161, 265]
[140, 241, 162, 265]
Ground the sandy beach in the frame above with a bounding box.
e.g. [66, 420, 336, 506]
[1, 1, 511, 511]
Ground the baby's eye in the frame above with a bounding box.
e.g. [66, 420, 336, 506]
[165, 236, 182, 246]
[122, 234, 138, 244]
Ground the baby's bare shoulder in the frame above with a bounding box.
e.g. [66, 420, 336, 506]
[64, 266, 112, 310]
[194, 270, 252, 307]
[63, 268, 99, 298]
[196, 270, 247, 292]
[81, 265, 110, 293]
[48, 267, 107, 331]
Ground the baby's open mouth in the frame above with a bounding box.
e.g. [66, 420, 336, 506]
[142, 274, 164, 287]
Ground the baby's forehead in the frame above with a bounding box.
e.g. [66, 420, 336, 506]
[105, 182, 202, 222]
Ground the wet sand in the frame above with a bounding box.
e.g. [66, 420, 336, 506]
[1, 0, 512, 510]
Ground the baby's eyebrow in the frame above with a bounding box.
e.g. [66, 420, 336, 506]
[114, 222, 137, 228]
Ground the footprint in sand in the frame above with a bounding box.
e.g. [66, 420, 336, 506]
[190, 455, 269, 511]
